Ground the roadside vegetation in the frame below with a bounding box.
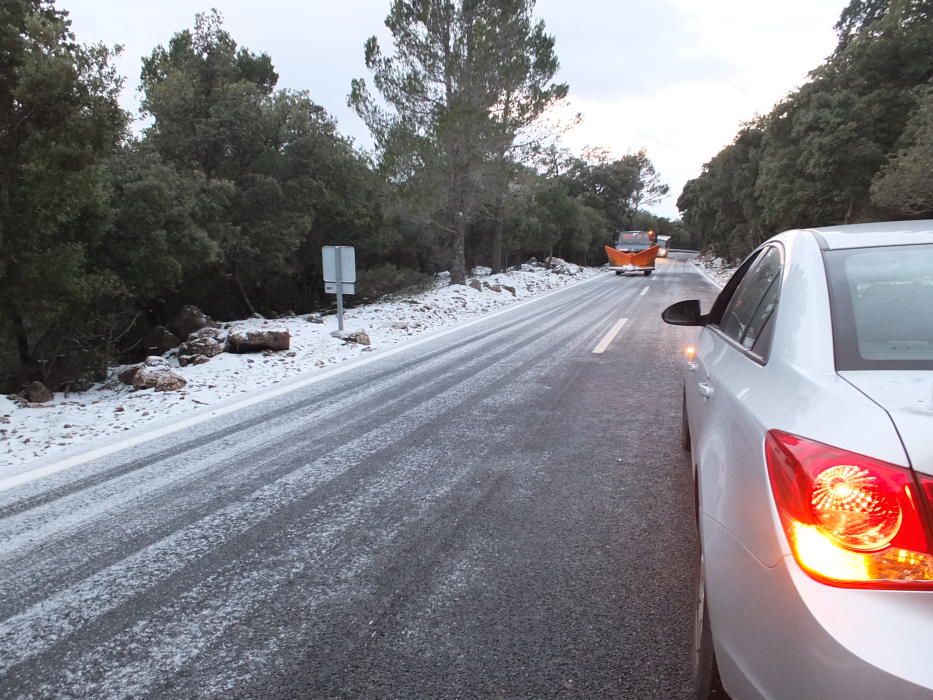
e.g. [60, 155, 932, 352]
[0, 0, 677, 393]
[678, 0, 933, 260]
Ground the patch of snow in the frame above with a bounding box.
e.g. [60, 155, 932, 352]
[0, 265, 602, 473]
[690, 252, 738, 289]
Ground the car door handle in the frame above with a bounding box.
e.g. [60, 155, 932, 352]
[698, 382, 715, 398]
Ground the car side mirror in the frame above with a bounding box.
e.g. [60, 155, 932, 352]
[662, 299, 706, 326]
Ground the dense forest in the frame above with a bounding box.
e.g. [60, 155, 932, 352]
[0, 0, 680, 393]
[678, 0, 933, 259]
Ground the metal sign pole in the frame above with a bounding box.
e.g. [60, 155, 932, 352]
[335, 246, 345, 332]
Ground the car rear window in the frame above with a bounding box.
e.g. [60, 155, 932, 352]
[825, 244, 933, 370]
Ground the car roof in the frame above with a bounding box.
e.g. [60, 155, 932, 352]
[797, 220, 933, 250]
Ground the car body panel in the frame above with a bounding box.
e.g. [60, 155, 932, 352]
[838, 371, 933, 475]
[680, 223, 933, 699]
[807, 220, 933, 250]
[705, 515, 933, 700]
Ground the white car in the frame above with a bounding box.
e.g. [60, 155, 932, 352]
[663, 221, 933, 699]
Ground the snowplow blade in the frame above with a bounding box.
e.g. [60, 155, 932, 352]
[604, 245, 660, 268]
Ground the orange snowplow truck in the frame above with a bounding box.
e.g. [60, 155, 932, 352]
[605, 230, 660, 276]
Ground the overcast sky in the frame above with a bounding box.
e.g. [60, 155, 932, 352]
[66, 0, 848, 218]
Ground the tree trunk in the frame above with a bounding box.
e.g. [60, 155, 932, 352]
[450, 211, 467, 286]
[11, 311, 31, 382]
[492, 193, 504, 273]
[232, 262, 257, 316]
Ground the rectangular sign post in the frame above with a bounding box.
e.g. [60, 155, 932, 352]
[322, 246, 356, 332]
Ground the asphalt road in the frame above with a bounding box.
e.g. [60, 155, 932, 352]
[0, 253, 719, 699]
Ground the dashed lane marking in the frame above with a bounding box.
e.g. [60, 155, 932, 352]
[592, 318, 628, 354]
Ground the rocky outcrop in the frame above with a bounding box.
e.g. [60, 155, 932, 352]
[226, 328, 290, 353]
[168, 305, 219, 342]
[141, 326, 181, 356]
[23, 381, 52, 403]
[132, 356, 187, 392]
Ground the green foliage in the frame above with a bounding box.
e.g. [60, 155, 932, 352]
[679, 0, 933, 257]
[0, 0, 128, 387]
[356, 263, 435, 301]
[350, 0, 567, 283]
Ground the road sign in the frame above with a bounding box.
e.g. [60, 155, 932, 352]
[322, 246, 356, 332]
[324, 281, 356, 295]
[322, 246, 356, 283]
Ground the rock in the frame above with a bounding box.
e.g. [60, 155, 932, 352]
[484, 282, 502, 293]
[168, 305, 219, 341]
[155, 373, 187, 392]
[117, 364, 141, 385]
[468, 279, 483, 291]
[226, 328, 290, 353]
[115, 405, 125, 413]
[180, 335, 223, 359]
[306, 313, 325, 324]
[178, 354, 211, 367]
[133, 356, 186, 391]
[502, 285, 516, 296]
[24, 381, 52, 403]
[338, 329, 371, 346]
[189, 326, 224, 341]
[391, 322, 409, 330]
[141, 326, 181, 355]
[276, 310, 296, 319]
[249, 312, 265, 320]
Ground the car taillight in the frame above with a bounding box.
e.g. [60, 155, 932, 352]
[765, 430, 933, 588]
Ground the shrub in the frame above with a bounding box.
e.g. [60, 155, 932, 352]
[356, 264, 434, 301]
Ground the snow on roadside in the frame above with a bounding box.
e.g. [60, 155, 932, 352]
[690, 252, 738, 289]
[0, 264, 601, 472]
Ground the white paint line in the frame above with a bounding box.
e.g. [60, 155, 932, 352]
[640, 286, 649, 296]
[592, 318, 628, 354]
[0, 272, 608, 494]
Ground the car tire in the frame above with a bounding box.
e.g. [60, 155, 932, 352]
[615, 270, 623, 276]
[680, 389, 691, 452]
[694, 553, 728, 699]
[644, 269, 652, 276]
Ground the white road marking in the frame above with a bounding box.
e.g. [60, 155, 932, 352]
[640, 286, 649, 296]
[0, 272, 608, 494]
[592, 318, 628, 354]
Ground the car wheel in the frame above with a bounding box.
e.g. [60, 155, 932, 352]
[694, 553, 728, 699]
[644, 269, 652, 276]
[615, 270, 623, 276]
[680, 389, 691, 452]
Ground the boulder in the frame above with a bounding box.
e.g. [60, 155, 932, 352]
[338, 330, 371, 346]
[168, 305, 218, 341]
[180, 335, 223, 360]
[155, 373, 187, 392]
[141, 326, 181, 355]
[117, 364, 141, 385]
[468, 279, 483, 291]
[226, 328, 290, 353]
[502, 284, 516, 296]
[178, 354, 211, 367]
[133, 356, 186, 391]
[306, 313, 325, 324]
[189, 326, 224, 342]
[484, 282, 502, 293]
[24, 381, 52, 404]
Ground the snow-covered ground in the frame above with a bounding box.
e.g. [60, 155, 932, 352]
[690, 252, 738, 289]
[0, 264, 601, 472]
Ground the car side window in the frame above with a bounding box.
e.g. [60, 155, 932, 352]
[718, 246, 783, 351]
